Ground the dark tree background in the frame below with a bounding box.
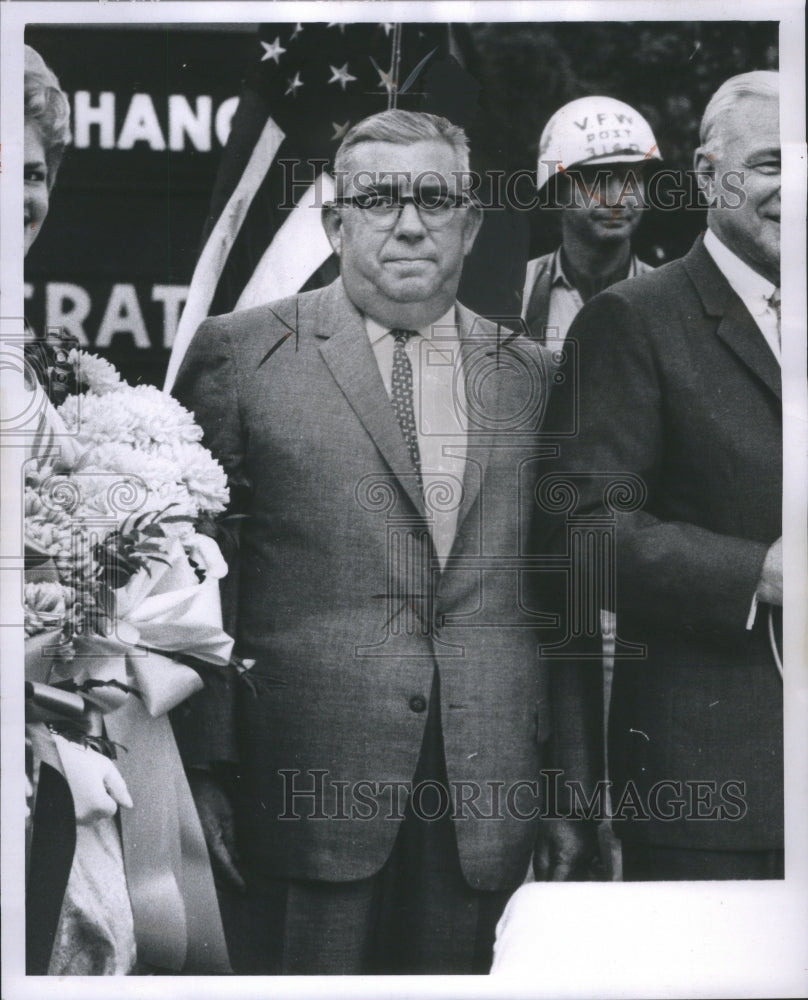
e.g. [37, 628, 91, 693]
[462, 21, 778, 262]
[24, 21, 779, 384]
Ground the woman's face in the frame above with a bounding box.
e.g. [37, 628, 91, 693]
[24, 121, 49, 257]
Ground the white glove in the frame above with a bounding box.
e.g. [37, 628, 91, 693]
[53, 734, 133, 824]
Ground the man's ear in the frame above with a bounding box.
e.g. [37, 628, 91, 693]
[322, 204, 343, 256]
[461, 203, 484, 257]
[693, 146, 717, 207]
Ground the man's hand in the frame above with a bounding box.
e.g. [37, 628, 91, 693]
[533, 819, 602, 881]
[187, 768, 246, 891]
[757, 536, 783, 606]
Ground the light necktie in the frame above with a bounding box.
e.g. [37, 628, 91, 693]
[390, 328, 422, 488]
[768, 287, 781, 347]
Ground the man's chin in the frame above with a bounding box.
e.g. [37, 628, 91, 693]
[382, 277, 441, 303]
[591, 227, 634, 245]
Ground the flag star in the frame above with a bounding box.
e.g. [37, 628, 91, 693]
[260, 37, 286, 64]
[380, 23, 395, 36]
[371, 58, 395, 96]
[331, 120, 351, 142]
[285, 71, 304, 97]
[327, 22, 346, 33]
[290, 23, 303, 41]
[328, 62, 357, 91]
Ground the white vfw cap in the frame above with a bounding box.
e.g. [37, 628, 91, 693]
[536, 95, 662, 191]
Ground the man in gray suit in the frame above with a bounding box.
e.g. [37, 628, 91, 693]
[173, 110, 592, 974]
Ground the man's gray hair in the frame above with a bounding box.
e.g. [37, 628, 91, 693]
[699, 70, 779, 154]
[333, 109, 470, 191]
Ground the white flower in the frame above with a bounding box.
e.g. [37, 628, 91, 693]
[156, 441, 229, 516]
[73, 351, 121, 395]
[58, 384, 203, 451]
[24, 581, 74, 635]
[76, 448, 197, 520]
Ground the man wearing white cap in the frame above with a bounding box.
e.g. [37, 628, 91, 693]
[522, 96, 662, 344]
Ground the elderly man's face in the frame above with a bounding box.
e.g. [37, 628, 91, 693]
[697, 95, 780, 283]
[323, 139, 481, 328]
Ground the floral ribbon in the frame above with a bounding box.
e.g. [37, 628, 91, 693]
[30, 535, 235, 972]
[104, 664, 230, 973]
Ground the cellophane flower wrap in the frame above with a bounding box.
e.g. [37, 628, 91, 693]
[24, 350, 235, 706]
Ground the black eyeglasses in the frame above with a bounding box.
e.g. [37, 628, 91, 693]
[331, 190, 470, 229]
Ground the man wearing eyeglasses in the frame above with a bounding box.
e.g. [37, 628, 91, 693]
[173, 110, 589, 974]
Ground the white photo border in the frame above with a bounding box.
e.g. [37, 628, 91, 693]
[2, 3, 805, 998]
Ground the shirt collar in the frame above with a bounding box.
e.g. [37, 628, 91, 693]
[703, 228, 776, 312]
[365, 306, 457, 346]
[551, 247, 640, 289]
[550, 248, 573, 289]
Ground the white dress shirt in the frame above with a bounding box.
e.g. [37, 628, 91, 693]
[704, 228, 780, 362]
[365, 308, 467, 567]
[703, 229, 781, 631]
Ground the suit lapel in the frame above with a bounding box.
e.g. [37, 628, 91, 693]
[314, 285, 525, 536]
[315, 281, 426, 517]
[684, 237, 781, 402]
[453, 304, 505, 531]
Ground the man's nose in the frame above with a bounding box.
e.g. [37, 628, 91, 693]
[393, 201, 427, 237]
[603, 179, 627, 207]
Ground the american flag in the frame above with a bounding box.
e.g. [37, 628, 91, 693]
[163, 22, 468, 390]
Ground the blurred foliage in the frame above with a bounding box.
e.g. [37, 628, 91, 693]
[462, 21, 778, 260]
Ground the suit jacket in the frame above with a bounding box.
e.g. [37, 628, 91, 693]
[538, 235, 783, 852]
[173, 278, 559, 890]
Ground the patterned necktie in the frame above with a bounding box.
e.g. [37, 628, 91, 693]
[390, 328, 422, 487]
[768, 287, 781, 347]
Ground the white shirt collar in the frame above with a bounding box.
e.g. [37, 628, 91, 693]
[703, 229, 776, 312]
[365, 306, 457, 347]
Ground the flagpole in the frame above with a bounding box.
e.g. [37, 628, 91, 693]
[389, 23, 402, 108]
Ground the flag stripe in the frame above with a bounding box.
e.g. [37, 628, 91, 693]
[235, 175, 336, 311]
[163, 116, 286, 392]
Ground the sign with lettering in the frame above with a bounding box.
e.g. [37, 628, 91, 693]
[24, 26, 257, 386]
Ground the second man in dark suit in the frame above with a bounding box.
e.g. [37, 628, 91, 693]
[537, 71, 783, 881]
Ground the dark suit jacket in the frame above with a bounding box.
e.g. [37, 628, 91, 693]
[538, 235, 783, 851]
[173, 278, 561, 890]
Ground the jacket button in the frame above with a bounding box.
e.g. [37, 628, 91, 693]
[409, 694, 427, 713]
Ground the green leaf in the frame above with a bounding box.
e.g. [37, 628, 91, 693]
[141, 523, 167, 537]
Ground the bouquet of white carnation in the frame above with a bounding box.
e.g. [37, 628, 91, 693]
[24, 351, 236, 974]
[25, 352, 231, 660]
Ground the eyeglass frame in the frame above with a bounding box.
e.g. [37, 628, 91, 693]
[328, 189, 474, 230]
